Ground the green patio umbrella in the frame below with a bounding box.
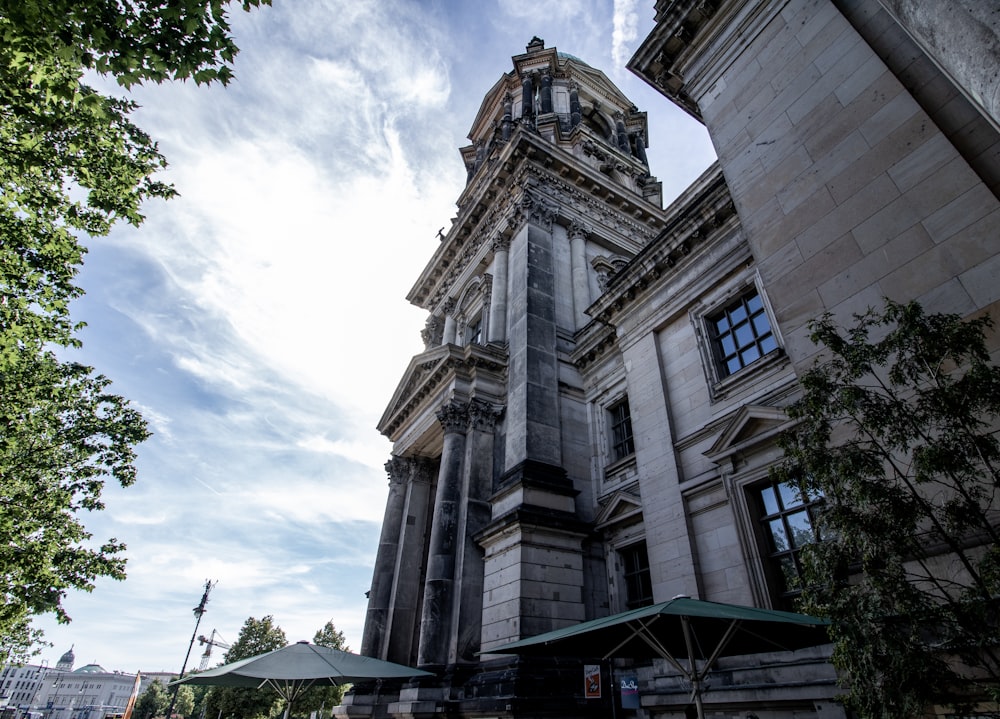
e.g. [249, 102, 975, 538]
[487, 596, 830, 719]
[172, 641, 432, 719]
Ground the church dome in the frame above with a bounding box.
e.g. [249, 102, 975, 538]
[73, 664, 106, 674]
[55, 646, 75, 671]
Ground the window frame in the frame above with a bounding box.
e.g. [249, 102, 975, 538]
[619, 541, 654, 610]
[748, 476, 823, 610]
[692, 277, 785, 401]
[707, 288, 779, 379]
[608, 396, 635, 463]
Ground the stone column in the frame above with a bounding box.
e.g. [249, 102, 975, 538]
[501, 93, 513, 141]
[441, 299, 457, 345]
[360, 457, 408, 658]
[520, 72, 534, 120]
[569, 83, 582, 128]
[539, 71, 553, 114]
[876, 0, 1000, 131]
[487, 238, 509, 343]
[568, 222, 591, 330]
[416, 401, 469, 669]
[450, 399, 503, 664]
[614, 112, 630, 153]
[384, 457, 434, 666]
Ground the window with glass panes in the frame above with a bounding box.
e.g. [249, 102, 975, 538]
[466, 317, 483, 345]
[753, 478, 823, 609]
[609, 398, 635, 461]
[620, 543, 653, 609]
[709, 290, 778, 377]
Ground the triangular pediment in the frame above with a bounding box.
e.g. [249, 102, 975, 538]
[703, 404, 796, 464]
[377, 345, 454, 433]
[595, 489, 643, 530]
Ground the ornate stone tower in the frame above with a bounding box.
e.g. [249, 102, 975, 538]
[350, 38, 668, 717]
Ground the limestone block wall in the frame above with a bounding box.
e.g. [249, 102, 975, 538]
[661, 0, 1000, 368]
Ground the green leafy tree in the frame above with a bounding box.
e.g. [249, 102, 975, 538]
[173, 684, 196, 719]
[0, 0, 268, 662]
[135, 679, 169, 719]
[775, 299, 1000, 717]
[293, 620, 351, 716]
[205, 616, 287, 719]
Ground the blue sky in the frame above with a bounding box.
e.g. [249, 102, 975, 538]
[34, 0, 716, 673]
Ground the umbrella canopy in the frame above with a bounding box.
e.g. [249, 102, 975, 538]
[488, 596, 829, 719]
[173, 641, 432, 718]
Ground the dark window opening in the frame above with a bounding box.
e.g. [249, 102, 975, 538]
[621, 543, 653, 610]
[752, 477, 823, 610]
[609, 398, 635, 461]
[709, 290, 778, 377]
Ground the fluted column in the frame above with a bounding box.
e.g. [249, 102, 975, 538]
[487, 238, 509, 343]
[568, 222, 591, 329]
[441, 299, 457, 345]
[417, 401, 469, 669]
[360, 457, 408, 658]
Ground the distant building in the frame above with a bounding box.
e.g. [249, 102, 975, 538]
[5, 651, 171, 719]
[346, 2, 1000, 717]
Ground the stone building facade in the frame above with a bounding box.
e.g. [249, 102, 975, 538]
[347, 3, 1000, 717]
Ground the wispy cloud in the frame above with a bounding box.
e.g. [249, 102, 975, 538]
[33, 0, 717, 672]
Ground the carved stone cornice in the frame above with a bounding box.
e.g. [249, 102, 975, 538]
[588, 163, 737, 326]
[408, 130, 666, 312]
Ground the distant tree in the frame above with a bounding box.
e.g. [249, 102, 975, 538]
[774, 300, 1000, 717]
[294, 620, 351, 716]
[172, 684, 196, 718]
[0, 0, 269, 661]
[205, 616, 287, 719]
[134, 679, 168, 719]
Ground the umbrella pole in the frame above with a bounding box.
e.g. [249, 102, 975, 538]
[679, 616, 705, 719]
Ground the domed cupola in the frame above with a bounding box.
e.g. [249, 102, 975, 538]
[460, 37, 659, 205]
[55, 645, 75, 672]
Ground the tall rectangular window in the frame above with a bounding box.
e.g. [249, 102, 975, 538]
[620, 543, 653, 610]
[709, 290, 778, 377]
[752, 478, 822, 609]
[609, 398, 635, 461]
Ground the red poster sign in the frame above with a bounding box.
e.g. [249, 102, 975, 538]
[584, 664, 601, 698]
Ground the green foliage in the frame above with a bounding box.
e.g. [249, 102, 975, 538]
[775, 299, 1000, 717]
[0, 0, 267, 660]
[293, 620, 351, 715]
[173, 683, 196, 718]
[135, 679, 169, 719]
[205, 616, 287, 719]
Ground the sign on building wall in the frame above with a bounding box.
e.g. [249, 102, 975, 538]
[620, 675, 640, 709]
[584, 665, 601, 698]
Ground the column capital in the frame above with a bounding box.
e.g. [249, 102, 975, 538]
[436, 401, 470, 433]
[385, 455, 410, 485]
[469, 399, 504, 431]
[567, 220, 591, 241]
[511, 189, 556, 232]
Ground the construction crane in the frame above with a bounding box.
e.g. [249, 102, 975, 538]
[197, 629, 230, 671]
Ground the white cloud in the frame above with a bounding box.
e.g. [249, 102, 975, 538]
[612, 0, 641, 66]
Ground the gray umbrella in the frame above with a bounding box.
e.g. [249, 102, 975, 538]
[488, 596, 829, 719]
[172, 641, 432, 719]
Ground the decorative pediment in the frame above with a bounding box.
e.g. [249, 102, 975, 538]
[703, 404, 796, 465]
[594, 489, 644, 531]
[376, 343, 508, 440]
